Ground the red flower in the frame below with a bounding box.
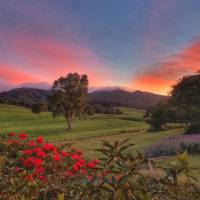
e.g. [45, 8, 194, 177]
[35, 166, 45, 175]
[18, 133, 28, 139]
[23, 157, 42, 168]
[23, 157, 34, 168]
[76, 159, 85, 167]
[22, 149, 32, 156]
[76, 150, 83, 155]
[34, 158, 43, 166]
[36, 151, 46, 158]
[32, 147, 42, 154]
[8, 132, 16, 137]
[71, 154, 80, 160]
[53, 154, 60, 161]
[28, 141, 36, 147]
[81, 169, 86, 174]
[43, 143, 56, 152]
[61, 151, 69, 157]
[37, 136, 44, 144]
[38, 176, 46, 181]
[87, 161, 95, 168]
[66, 171, 74, 176]
[73, 163, 79, 172]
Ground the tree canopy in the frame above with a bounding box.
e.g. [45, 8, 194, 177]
[171, 72, 200, 133]
[171, 72, 200, 106]
[48, 73, 88, 130]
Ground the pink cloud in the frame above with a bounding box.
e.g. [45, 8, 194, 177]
[1, 32, 114, 88]
[0, 64, 38, 84]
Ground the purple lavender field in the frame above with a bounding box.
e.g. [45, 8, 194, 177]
[144, 134, 200, 157]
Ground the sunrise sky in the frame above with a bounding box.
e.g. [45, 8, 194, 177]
[0, 0, 200, 94]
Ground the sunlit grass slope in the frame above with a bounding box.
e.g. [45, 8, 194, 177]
[0, 104, 148, 141]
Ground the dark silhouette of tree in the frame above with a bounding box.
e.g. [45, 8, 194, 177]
[31, 102, 48, 114]
[48, 73, 88, 130]
[144, 102, 168, 131]
[170, 72, 200, 134]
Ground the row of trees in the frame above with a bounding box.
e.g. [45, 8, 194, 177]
[145, 72, 200, 134]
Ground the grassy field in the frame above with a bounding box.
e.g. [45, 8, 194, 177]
[1, 103, 199, 166]
[0, 104, 148, 142]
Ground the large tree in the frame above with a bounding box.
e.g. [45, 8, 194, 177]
[48, 73, 88, 130]
[170, 72, 200, 133]
[144, 101, 168, 131]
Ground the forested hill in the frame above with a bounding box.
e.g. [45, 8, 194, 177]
[89, 89, 167, 109]
[0, 87, 167, 109]
[0, 88, 49, 107]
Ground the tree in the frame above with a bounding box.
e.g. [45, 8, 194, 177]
[48, 73, 88, 130]
[170, 72, 200, 133]
[31, 102, 48, 114]
[144, 101, 168, 131]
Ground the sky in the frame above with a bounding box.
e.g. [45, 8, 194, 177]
[0, 0, 200, 95]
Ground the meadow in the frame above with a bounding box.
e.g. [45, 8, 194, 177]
[0, 103, 184, 158]
[0, 104, 147, 141]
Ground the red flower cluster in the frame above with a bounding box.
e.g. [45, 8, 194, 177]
[7, 133, 100, 182]
[19, 133, 28, 139]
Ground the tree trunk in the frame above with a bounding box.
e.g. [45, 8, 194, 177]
[65, 112, 72, 130]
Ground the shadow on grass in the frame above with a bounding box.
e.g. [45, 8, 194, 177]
[119, 117, 144, 122]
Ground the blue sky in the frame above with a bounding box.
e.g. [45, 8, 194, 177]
[0, 0, 200, 94]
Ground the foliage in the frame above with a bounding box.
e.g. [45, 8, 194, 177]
[48, 73, 88, 130]
[89, 89, 166, 109]
[0, 133, 99, 199]
[170, 72, 200, 133]
[171, 72, 200, 106]
[31, 102, 48, 114]
[144, 101, 169, 131]
[1, 133, 200, 199]
[0, 88, 49, 108]
[91, 102, 123, 115]
[145, 134, 200, 157]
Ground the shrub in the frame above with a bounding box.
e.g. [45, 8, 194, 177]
[186, 122, 200, 134]
[1, 133, 200, 199]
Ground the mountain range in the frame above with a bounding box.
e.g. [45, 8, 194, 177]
[0, 87, 167, 109]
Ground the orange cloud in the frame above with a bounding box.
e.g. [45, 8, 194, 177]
[130, 39, 200, 94]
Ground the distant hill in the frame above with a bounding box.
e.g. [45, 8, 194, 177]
[0, 88, 49, 107]
[0, 87, 167, 109]
[89, 89, 167, 109]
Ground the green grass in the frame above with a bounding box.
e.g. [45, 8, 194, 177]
[0, 104, 147, 141]
[68, 128, 183, 158]
[1, 103, 200, 166]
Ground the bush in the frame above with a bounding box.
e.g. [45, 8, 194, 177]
[31, 102, 48, 114]
[1, 133, 200, 199]
[186, 122, 200, 134]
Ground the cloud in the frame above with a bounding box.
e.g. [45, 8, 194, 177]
[0, 80, 13, 92]
[130, 39, 200, 94]
[0, 64, 38, 84]
[1, 32, 115, 88]
[18, 82, 51, 90]
[141, 0, 177, 60]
